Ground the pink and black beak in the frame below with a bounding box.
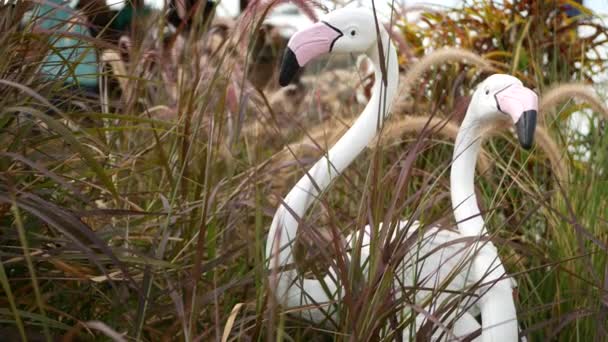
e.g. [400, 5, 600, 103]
[279, 21, 343, 87]
[495, 84, 539, 150]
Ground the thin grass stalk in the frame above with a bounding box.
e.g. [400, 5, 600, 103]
[252, 138, 268, 337]
[136, 170, 185, 338]
[0, 257, 26, 341]
[187, 93, 223, 338]
[139, 19, 236, 339]
[186, 43, 242, 335]
[10, 191, 52, 342]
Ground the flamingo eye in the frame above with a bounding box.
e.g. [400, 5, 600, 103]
[485, 89, 490, 95]
[350, 30, 357, 37]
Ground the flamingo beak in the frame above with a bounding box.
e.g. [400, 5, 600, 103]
[279, 21, 343, 87]
[515, 110, 538, 150]
[495, 84, 539, 150]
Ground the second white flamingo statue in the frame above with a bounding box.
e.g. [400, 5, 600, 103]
[266, 7, 538, 341]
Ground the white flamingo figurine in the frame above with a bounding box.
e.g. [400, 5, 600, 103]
[266, 7, 538, 341]
[445, 72, 538, 341]
[267, 6, 399, 323]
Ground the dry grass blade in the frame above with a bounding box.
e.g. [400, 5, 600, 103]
[4, 106, 119, 199]
[221, 303, 245, 342]
[0, 152, 88, 202]
[84, 321, 127, 342]
[0, 192, 137, 292]
[0, 79, 64, 117]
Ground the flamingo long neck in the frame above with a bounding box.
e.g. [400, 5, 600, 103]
[451, 108, 519, 341]
[450, 110, 486, 238]
[266, 29, 399, 306]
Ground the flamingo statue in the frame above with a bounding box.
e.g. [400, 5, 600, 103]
[266, 7, 538, 341]
[267, 5, 399, 323]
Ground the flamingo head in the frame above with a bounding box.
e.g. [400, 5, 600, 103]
[279, 8, 381, 86]
[470, 74, 539, 150]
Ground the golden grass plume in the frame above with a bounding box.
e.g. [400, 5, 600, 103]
[399, 47, 493, 95]
[540, 83, 608, 122]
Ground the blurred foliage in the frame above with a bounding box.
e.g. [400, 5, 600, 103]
[399, 0, 608, 111]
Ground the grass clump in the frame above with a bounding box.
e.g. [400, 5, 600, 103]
[0, 0, 606, 340]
